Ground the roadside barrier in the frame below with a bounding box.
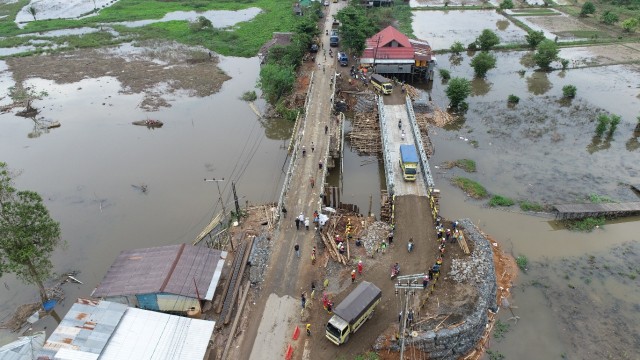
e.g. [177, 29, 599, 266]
[292, 325, 300, 340]
[285, 344, 294, 360]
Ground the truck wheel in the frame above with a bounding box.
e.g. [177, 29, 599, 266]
[344, 334, 350, 343]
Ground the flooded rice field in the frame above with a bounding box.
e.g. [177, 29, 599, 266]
[112, 8, 262, 28]
[412, 10, 528, 50]
[0, 51, 291, 342]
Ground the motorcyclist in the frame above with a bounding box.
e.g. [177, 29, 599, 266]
[393, 262, 400, 274]
[408, 238, 414, 252]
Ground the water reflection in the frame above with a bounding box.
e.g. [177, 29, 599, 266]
[258, 117, 294, 140]
[471, 77, 492, 96]
[526, 71, 552, 95]
[626, 127, 640, 151]
[449, 54, 463, 67]
[496, 20, 510, 31]
[519, 51, 536, 68]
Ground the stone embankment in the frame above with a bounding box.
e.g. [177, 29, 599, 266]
[406, 219, 497, 359]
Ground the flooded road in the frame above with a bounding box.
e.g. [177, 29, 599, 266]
[0, 55, 291, 341]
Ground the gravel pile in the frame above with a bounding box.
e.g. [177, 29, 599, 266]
[359, 221, 391, 257]
[448, 220, 496, 286]
[354, 93, 376, 113]
[248, 234, 271, 284]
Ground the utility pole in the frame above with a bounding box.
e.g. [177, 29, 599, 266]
[232, 181, 241, 219]
[204, 177, 233, 251]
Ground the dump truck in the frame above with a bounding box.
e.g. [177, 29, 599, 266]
[399, 144, 419, 181]
[370, 74, 393, 95]
[330, 20, 340, 47]
[325, 281, 382, 345]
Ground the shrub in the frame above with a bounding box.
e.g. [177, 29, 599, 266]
[601, 11, 619, 25]
[515, 255, 528, 271]
[622, 18, 639, 32]
[508, 94, 520, 104]
[450, 41, 465, 54]
[241, 90, 257, 102]
[560, 59, 570, 70]
[534, 39, 559, 70]
[445, 78, 472, 110]
[580, 2, 595, 17]
[567, 217, 605, 232]
[476, 29, 500, 51]
[562, 85, 577, 98]
[595, 114, 610, 137]
[499, 0, 514, 10]
[470, 51, 497, 78]
[452, 177, 488, 198]
[468, 41, 478, 51]
[453, 159, 477, 172]
[525, 30, 546, 48]
[609, 115, 621, 136]
[439, 68, 451, 81]
[489, 195, 515, 207]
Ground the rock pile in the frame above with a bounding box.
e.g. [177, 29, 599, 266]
[248, 234, 271, 284]
[358, 221, 391, 257]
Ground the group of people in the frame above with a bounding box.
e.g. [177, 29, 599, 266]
[294, 213, 310, 231]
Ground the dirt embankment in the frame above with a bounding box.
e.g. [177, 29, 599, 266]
[6, 40, 231, 111]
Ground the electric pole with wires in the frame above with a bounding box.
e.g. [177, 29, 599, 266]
[204, 177, 233, 251]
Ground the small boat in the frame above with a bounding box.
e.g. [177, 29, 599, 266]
[47, 121, 61, 129]
[132, 119, 163, 128]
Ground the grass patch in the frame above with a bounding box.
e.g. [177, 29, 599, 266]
[391, 0, 414, 37]
[241, 90, 257, 102]
[566, 217, 605, 232]
[443, 159, 476, 172]
[488, 195, 515, 207]
[511, 8, 558, 14]
[516, 255, 528, 272]
[354, 352, 380, 360]
[588, 193, 614, 204]
[493, 319, 510, 340]
[519, 200, 546, 212]
[451, 177, 488, 199]
[487, 350, 505, 360]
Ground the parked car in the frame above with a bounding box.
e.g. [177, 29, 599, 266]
[338, 52, 348, 66]
[324, 0, 329, 6]
[310, 43, 319, 53]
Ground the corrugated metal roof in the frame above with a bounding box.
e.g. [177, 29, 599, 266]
[366, 26, 412, 48]
[99, 307, 214, 360]
[0, 331, 45, 360]
[92, 244, 227, 299]
[37, 299, 215, 360]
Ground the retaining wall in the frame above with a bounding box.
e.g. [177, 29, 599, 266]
[406, 219, 497, 359]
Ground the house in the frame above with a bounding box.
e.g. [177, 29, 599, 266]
[37, 298, 215, 360]
[91, 244, 227, 314]
[360, 26, 436, 81]
[0, 332, 45, 360]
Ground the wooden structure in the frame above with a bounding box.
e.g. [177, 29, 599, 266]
[553, 202, 640, 220]
[360, 26, 436, 81]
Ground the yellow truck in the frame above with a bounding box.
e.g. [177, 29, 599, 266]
[325, 281, 382, 345]
[370, 74, 393, 95]
[400, 144, 419, 181]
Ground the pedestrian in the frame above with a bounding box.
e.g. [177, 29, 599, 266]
[398, 311, 403, 323]
[380, 241, 387, 254]
[398, 120, 402, 129]
[301, 293, 306, 309]
[325, 125, 329, 134]
[311, 246, 316, 264]
[318, 160, 323, 170]
[423, 274, 429, 289]
[295, 217, 300, 230]
[351, 270, 356, 283]
[388, 231, 393, 244]
[323, 65, 325, 73]
[294, 243, 300, 258]
[452, 220, 458, 230]
[445, 229, 451, 242]
[310, 177, 315, 188]
[357, 260, 363, 275]
[408, 310, 414, 326]
[436, 216, 441, 227]
[305, 217, 310, 230]
[282, 206, 287, 218]
[306, 323, 311, 336]
[311, 142, 315, 152]
[401, 131, 405, 141]
[302, 145, 306, 157]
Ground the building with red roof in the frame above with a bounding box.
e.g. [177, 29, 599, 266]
[360, 26, 436, 81]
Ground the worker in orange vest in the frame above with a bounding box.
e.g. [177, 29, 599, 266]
[351, 269, 356, 283]
[357, 260, 363, 275]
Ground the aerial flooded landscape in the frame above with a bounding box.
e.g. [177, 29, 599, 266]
[0, 0, 638, 359]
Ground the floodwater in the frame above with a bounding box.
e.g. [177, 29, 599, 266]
[0, 55, 292, 342]
[412, 10, 528, 50]
[114, 8, 262, 29]
[17, 27, 120, 38]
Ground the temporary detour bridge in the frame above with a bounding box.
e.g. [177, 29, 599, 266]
[553, 202, 640, 220]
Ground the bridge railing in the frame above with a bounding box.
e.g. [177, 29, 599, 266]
[405, 95, 435, 194]
[378, 96, 396, 196]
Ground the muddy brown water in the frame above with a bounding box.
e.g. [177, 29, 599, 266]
[0, 56, 292, 342]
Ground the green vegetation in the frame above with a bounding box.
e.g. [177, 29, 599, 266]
[562, 85, 577, 98]
[0, 162, 64, 305]
[534, 39, 559, 70]
[566, 217, 605, 232]
[450, 41, 465, 54]
[508, 94, 520, 104]
[596, 114, 611, 137]
[560, 58, 570, 70]
[439, 69, 451, 81]
[452, 177, 488, 198]
[622, 18, 639, 32]
[476, 29, 500, 51]
[588, 193, 615, 203]
[525, 30, 546, 48]
[241, 91, 257, 102]
[259, 64, 296, 105]
[499, 0, 514, 10]
[600, 10, 619, 25]
[580, 2, 596, 17]
[353, 353, 380, 360]
[445, 77, 472, 110]
[453, 159, 477, 172]
[493, 319, 511, 339]
[516, 255, 529, 271]
[487, 350, 505, 360]
[609, 114, 621, 135]
[470, 51, 497, 78]
[520, 200, 545, 212]
[336, 4, 377, 54]
[489, 195, 515, 207]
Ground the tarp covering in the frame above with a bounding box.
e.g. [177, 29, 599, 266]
[333, 281, 381, 324]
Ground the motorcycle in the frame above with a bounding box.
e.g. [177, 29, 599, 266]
[390, 264, 400, 279]
[407, 240, 414, 253]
